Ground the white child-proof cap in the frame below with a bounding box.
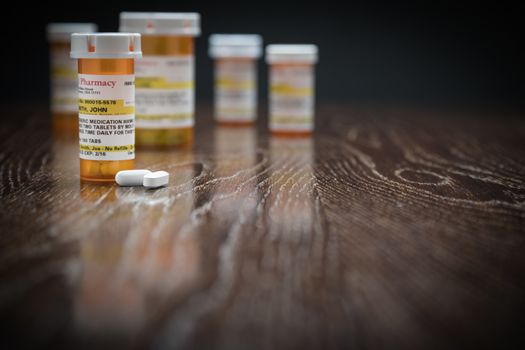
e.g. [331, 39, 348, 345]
[119, 12, 201, 36]
[47, 23, 98, 42]
[209, 34, 262, 58]
[70, 33, 142, 59]
[266, 44, 318, 64]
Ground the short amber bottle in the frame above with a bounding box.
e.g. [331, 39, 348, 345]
[209, 34, 262, 126]
[266, 45, 318, 136]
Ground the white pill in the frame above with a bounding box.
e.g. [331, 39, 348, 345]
[143, 171, 169, 189]
[115, 169, 152, 186]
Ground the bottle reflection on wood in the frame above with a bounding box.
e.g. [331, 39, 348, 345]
[70, 150, 201, 340]
[211, 125, 259, 220]
[268, 137, 315, 241]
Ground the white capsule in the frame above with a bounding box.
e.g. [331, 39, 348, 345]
[115, 169, 152, 186]
[143, 171, 169, 189]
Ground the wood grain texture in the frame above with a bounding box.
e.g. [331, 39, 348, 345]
[0, 104, 524, 350]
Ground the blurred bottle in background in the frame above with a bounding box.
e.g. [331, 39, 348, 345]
[120, 12, 200, 149]
[209, 34, 262, 126]
[47, 23, 97, 138]
[266, 44, 318, 137]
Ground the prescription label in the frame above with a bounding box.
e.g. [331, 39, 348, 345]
[215, 60, 257, 122]
[50, 48, 78, 113]
[78, 74, 135, 161]
[135, 55, 194, 129]
[269, 65, 315, 132]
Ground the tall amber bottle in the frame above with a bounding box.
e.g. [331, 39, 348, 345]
[71, 33, 142, 182]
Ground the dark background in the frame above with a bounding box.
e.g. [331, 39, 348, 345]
[1, 0, 523, 111]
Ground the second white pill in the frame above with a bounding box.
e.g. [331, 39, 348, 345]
[143, 171, 170, 189]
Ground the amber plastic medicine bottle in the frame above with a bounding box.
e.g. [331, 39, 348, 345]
[209, 34, 262, 125]
[266, 45, 318, 136]
[70, 33, 142, 182]
[119, 12, 200, 148]
[47, 23, 97, 137]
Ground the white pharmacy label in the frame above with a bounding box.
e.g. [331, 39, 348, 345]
[270, 65, 315, 132]
[215, 60, 257, 122]
[50, 48, 78, 113]
[78, 74, 135, 161]
[135, 55, 195, 129]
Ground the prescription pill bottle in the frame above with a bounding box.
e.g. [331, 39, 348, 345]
[119, 12, 200, 148]
[209, 34, 262, 125]
[47, 23, 97, 137]
[70, 33, 142, 182]
[266, 45, 318, 136]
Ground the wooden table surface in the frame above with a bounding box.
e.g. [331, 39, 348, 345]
[0, 104, 524, 349]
